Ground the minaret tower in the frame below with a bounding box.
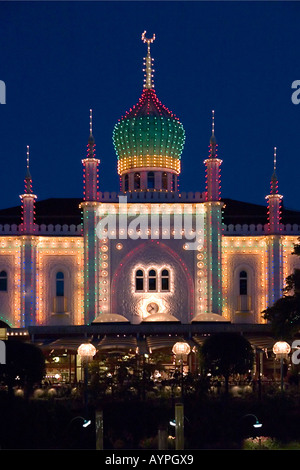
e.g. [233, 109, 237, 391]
[82, 110, 99, 201]
[81, 111, 101, 324]
[266, 147, 283, 306]
[19, 146, 37, 326]
[203, 112, 223, 315]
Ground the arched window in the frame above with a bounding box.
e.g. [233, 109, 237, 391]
[148, 269, 157, 291]
[162, 172, 168, 190]
[148, 171, 155, 189]
[0, 271, 7, 292]
[161, 269, 169, 291]
[124, 174, 129, 192]
[135, 269, 144, 292]
[239, 271, 248, 296]
[134, 172, 141, 190]
[56, 271, 64, 297]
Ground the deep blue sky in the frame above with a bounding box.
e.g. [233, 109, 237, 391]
[0, 1, 300, 212]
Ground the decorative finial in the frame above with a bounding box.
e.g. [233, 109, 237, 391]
[90, 109, 93, 136]
[25, 145, 32, 194]
[271, 146, 278, 194]
[88, 108, 95, 147]
[210, 110, 217, 156]
[26, 145, 30, 172]
[142, 30, 155, 89]
[87, 108, 95, 157]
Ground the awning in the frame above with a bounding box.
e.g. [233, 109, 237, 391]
[97, 335, 138, 353]
[40, 337, 94, 352]
[244, 335, 277, 351]
[192, 334, 276, 352]
[146, 335, 194, 353]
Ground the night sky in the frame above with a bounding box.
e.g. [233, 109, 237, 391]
[0, 1, 300, 213]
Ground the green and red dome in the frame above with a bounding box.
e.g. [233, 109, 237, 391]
[113, 33, 185, 176]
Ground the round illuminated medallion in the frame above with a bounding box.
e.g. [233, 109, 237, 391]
[147, 302, 159, 314]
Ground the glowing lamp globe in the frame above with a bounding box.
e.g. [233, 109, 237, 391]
[172, 342, 191, 356]
[273, 341, 291, 359]
[77, 343, 97, 361]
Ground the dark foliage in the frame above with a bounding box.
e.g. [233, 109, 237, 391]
[0, 341, 45, 396]
[263, 293, 300, 339]
[201, 333, 254, 393]
[262, 238, 300, 339]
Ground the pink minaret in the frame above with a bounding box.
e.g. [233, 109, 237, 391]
[82, 110, 101, 324]
[203, 112, 223, 315]
[266, 147, 282, 234]
[204, 110, 222, 201]
[266, 147, 283, 306]
[19, 145, 37, 326]
[82, 109, 100, 201]
[20, 145, 37, 234]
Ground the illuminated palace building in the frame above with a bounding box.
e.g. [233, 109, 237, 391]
[1, 33, 300, 378]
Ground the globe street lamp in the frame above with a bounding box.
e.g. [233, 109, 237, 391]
[172, 341, 191, 398]
[172, 342, 191, 451]
[172, 341, 191, 396]
[77, 343, 97, 417]
[172, 341, 191, 357]
[273, 341, 291, 392]
[77, 342, 97, 361]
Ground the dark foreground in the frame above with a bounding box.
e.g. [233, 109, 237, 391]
[1, 388, 300, 450]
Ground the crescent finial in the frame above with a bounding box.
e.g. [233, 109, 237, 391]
[141, 31, 156, 89]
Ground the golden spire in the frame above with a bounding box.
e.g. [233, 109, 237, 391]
[210, 110, 217, 157]
[87, 108, 95, 155]
[142, 30, 155, 89]
[89, 108, 93, 136]
[25, 145, 32, 194]
[271, 146, 278, 194]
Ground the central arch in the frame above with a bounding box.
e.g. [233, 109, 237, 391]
[111, 240, 194, 324]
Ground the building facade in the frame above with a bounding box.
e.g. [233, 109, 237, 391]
[0, 33, 300, 332]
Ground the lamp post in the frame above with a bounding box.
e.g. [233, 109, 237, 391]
[242, 413, 263, 447]
[273, 341, 291, 392]
[172, 341, 191, 399]
[69, 416, 92, 428]
[77, 343, 97, 417]
[171, 342, 191, 451]
[243, 414, 263, 429]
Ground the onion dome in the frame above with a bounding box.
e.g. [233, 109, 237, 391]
[113, 32, 185, 176]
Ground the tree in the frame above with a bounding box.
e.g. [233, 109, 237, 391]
[89, 350, 168, 402]
[262, 290, 300, 339]
[262, 238, 300, 339]
[201, 332, 254, 394]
